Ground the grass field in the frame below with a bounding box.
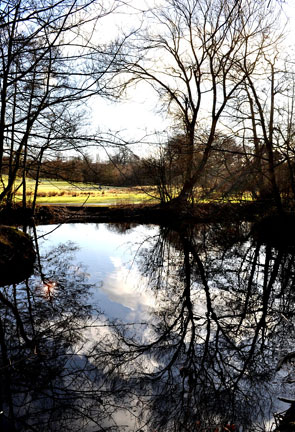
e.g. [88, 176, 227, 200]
[1, 176, 254, 206]
[2, 176, 158, 206]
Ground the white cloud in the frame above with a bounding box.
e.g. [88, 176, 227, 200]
[101, 256, 156, 313]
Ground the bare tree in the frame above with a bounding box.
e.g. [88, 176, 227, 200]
[116, 0, 281, 206]
[231, 52, 286, 211]
[0, 0, 120, 208]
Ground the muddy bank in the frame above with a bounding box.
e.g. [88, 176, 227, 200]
[0, 201, 275, 226]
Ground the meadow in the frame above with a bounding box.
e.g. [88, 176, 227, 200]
[4, 177, 157, 206]
[1, 175, 254, 207]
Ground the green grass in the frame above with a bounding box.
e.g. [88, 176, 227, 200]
[1, 176, 158, 206]
[1, 175, 255, 206]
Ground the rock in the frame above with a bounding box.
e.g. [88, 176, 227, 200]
[0, 225, 35, 286]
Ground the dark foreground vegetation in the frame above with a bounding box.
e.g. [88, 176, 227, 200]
[0, 200, 280, 228]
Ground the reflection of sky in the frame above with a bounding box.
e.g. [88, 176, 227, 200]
[37, 223, 158, 321]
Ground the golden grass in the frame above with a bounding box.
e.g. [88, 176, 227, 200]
[1, 176, 159, 206]
[1, 175, 254, 206]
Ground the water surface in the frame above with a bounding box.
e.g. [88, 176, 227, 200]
[0, 221, 295, 431]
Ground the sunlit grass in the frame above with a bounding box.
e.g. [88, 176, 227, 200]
[1, 175, 254, 206]
[1, 176, 158, 206]
[197, 193, 253, 204]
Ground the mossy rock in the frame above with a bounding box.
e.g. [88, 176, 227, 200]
[0, 225, 35, 286]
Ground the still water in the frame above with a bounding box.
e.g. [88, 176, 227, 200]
[37, 223, 158, 322]
[1, 221, 295, 431]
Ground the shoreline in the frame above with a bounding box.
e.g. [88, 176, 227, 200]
[0, 201, 276, 226]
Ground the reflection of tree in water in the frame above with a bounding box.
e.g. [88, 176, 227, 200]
[0, 240, 115, 432]
[106, 222, 139, 235]
[2, 222, 295, 431]
[93, 222, 295, 432]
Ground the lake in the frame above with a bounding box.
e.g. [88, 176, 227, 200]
[0, 221, 294, 431]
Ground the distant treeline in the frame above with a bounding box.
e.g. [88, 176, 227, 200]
[1, 153, 152, 187]
[2, 136, 294, 204]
